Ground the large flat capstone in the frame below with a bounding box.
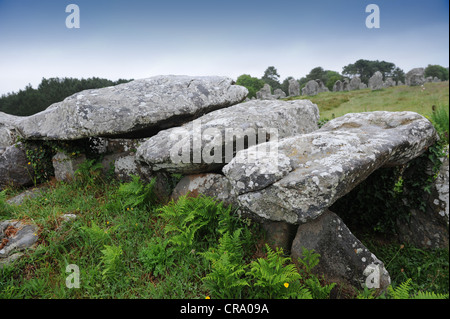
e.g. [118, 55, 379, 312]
[136, 99, 320, 174]
[223, 111, 438, 224]
[14, 75, 248, 140]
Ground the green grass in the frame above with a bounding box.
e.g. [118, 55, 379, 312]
[286, 81, 449, 120]
[1, 82, 449, 299]
[1, 172, 448, 299]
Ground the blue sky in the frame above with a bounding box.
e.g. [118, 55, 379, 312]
[0, 0, 448, 95]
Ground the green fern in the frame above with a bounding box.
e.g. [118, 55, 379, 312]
[158, 195, 231, 249]
[388, 279, 448, 299]
[138, 237, 176, 278]
[202, 230, 249, 299]
[117, 175, 157, 209]
[247, 244, 310, 299]
[99, 244, 123, 281]
[74, 159, 103, 185]
[388, 278, 413, 299]
[412, 291, 449, 299]
[80, 221, 116, 247]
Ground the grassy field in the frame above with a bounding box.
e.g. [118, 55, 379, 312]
[0, 82, 449, 300]
[287, 81, 449, 120]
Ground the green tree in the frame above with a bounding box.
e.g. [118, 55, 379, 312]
[392, 67, 406, 84]
[261, 66, 281, 92]
[0, 77, 132, 116]
[325, 70, 343, 91]
[424, 64, 449, 81]
[342, 59, 397, 84]
[236, 74, 265, 99]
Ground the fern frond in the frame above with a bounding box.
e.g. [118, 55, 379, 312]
[388, 278, 413, 299]
[412, 291, 449, 299]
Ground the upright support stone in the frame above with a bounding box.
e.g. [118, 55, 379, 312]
[52, 152, 87, 182]
[291, 210, 390, 294]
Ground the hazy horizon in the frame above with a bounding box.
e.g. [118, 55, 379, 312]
[0, 0, 448, 95]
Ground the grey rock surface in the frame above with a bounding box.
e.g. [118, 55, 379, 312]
[136, 99, 320, 174]
[0, 112, 20, 151]
[291, 210, 390, 293]
[223, 111, 437, 224]
[256, 83, 274, 100]
[333, 80, 343, 92]
[0, 220, 39, 259]
[368, 71, 384, 90]
[15, 75, 248, 140]
[170, 173, 237, 207]
[302, 80, 319, 96]
[0, 144, 34, 189]
[405, 68, 425, 86]
[349, 77, 361, 91]
[52, 152, 87, 182]
[288, 79, 300, 96]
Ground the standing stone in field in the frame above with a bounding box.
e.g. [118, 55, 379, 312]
[273, 89, 286, 99]
[359, 83, 368, 89]
[15, 75, 248, 140]
[384, 78, 396, 88]
[405, 68, 426, 86]
[333, 80, 343, 92]
[256, 84, 274, 100]
[136, 99, 320, 174]
[368, 71, 384, 90]
[349, 77, 361, 91]
[223, 111, 437, 224]
[288, 79, 300, 96]
[302, 80, 319, 96]
[342, 79, 349, 91]
[317, 80, 329, 93]
[433, 77, 441, 83]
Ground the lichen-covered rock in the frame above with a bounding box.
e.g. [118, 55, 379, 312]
[52, 152, 87, 182]
[368, 71, 384, 90]
[15, 75, 248, 140]
[405, 68, 425, 86]
[348, 77, 361, 91]
[0, 112, 20, 152]
[397, 146, 449, 248]
[288, 79, 300, 96]
[0, 144, 34, 189]
[302, 80, 319, 96]
[256, 84, 274, 100]
[291, 210, 390, 294]
[136, 99, 319, 174]
[0, 220, 39, 267]
[333, 80, 343, 92]
[170, 173, 237, 207]
[223, 111, 437, 224]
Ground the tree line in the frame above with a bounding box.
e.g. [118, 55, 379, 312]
[237, 60, 449, 98]
[0, 77, 132, 116]
[0, 61, 448, 116]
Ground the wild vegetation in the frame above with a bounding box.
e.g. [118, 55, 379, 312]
[0, 77, 448, 300]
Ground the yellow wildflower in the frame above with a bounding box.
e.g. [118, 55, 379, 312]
[284, 283, 289, 288]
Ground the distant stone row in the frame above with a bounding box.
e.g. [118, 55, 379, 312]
[255, 67, 443, 99]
